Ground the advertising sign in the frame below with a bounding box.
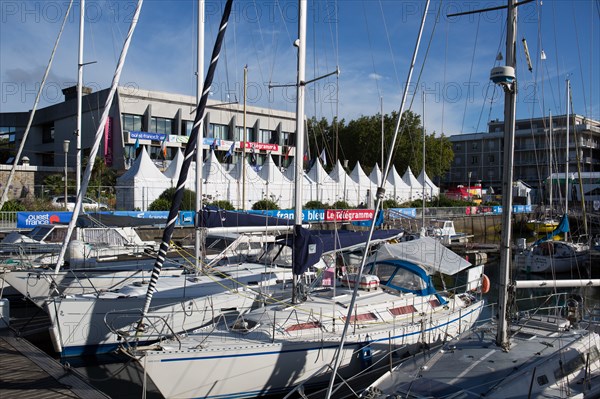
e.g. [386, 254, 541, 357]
[17, 212, 72, 228]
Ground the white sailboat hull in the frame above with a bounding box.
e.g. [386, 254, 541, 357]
[514, 241, 590, 273]
[139, 294, 484, 398]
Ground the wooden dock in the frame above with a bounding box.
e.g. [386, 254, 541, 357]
[0, 329, 109, 399]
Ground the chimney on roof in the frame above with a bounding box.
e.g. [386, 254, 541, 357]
[62, 85, 92, 101]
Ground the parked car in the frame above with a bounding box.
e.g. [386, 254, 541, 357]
[51, 196, 109, 211]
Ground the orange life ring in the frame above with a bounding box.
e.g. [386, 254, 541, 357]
[481, 274, 491, 294]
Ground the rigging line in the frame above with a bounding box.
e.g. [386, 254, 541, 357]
[474, 16, 505, 133]
[54, 0, 144, 272]
[250, 0, 267, 89]
[0, 0, 74, 209]
[361, 0, 381, 100]
[460, 12, 481, 134]
[550, 0, 563, 114]
[377, 0, 401, 89]
[570, 1, 589, 117]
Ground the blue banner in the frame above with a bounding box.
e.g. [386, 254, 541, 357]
[388, 208, 417, 218]
[129, 131, 166, 141]
[17, 212, 72, 228]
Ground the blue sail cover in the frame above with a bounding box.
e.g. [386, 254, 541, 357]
[199, 207, 293, 229]
[283, 228, 404, 275]
[293, 225, 324, 275]
[534, 214, 569, 245]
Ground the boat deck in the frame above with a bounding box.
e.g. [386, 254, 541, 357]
[0, 328, 109, 399]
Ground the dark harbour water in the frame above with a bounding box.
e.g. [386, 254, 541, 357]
[15, 256, 598, 399]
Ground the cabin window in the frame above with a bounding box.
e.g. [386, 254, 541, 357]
[390, 268, 427, 292]
[371, 264, 397, 284]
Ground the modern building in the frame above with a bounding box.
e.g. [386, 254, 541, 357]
[444, 114, 600, 199]
[0, 86, 298, 174]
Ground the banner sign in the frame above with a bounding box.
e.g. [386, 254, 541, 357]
[247, 209, 325, 222]
[104, 116, 113, 166]
[240, 141, 279, 152]
[130, 131, 166, 141]
[325, 209, 374, 222]
[17, 212, 72, 228]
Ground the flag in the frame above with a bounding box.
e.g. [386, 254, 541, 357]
[224, 141, 235, 159]
[134, 137, 140, 150]
[303, 150, 309, 162]
[249, 145, 256, 166]
[161, 135, 167, 158]
[320, 149, 327, 166]
[284, 146, 291, 161]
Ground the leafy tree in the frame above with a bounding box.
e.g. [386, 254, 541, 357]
[1, 200, 26, 211]
[85, 156, 117, 200]
[252, 199, 279, 210]
[382, 199, 402, 209]
[331, 200, 350, 209]
[304, 200, 329, 209]
[43, 174, 76, 196]
[148, 198, 171, 211]
[151, 187, 197, 211]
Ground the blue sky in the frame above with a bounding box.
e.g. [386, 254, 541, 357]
[1, 0, 598, 136]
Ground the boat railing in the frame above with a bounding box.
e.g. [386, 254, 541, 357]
[106, 309, 183, 351]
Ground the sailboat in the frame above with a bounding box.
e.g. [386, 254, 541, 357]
[362, 2, 600, 398]
[515, 82, 590, 274]
[525, 112, 559, 234]
[126, 2, 487, 398]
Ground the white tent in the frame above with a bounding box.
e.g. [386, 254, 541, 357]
[328, 160, 359, 206]
[116, 147, 170, 211]
[402, 166, 424, 200]
[202, 150, 234, 203]
[163, 148, 183, 181]
[306, 159, 337, 205]
[417, 169, 440, 199]
[228, 157, 265, 209]
[283, 158, 315, 205]
[349, 161, 373, 207]
[387, 166, 411, 203]
[257, 154, 294, 209]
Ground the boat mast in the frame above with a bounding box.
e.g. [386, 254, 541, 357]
[292, 0, 307, 305]
[564, 79, 570, 242]
[422, 91, 426, 231]
[549, 111, 553, 216]
[496, 0, 518, 349]
[195, 0, 205, 271]
[76, 0, 84, 195]
[326, 2, 430, 396]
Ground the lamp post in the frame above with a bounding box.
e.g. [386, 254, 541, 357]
[468, 171, 472, 202]
[63, 140, 70, 210]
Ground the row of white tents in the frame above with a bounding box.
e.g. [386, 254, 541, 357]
[116, 147, 440, 211]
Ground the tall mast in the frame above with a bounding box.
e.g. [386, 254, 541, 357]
[194, 0, 205, 271]
[242, 65, 248, 210]
[380, 97, 384, 169]
[76, 0, 84, 195]
[291, 0, 307, 305]
[549, 111, 553, 214]
[564, 79, 570, 242]
[495, 0, 518, 349]
[422, 91, 426, 231]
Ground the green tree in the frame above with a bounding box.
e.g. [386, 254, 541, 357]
[149, 187, 197, 211]
[252, 199, 279, 210]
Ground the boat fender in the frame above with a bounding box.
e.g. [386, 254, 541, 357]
[481, 274, 491, 294]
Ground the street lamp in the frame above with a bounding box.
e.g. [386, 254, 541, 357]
[467, 171, 472, 202]
[63, 140, 70, 210]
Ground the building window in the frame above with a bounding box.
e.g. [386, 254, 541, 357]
[281, 131, 291, 146]
[0, 126, 16, 164]
[472, 142, 478, 150]
[149, 117, 173, 135]
[259, 129, 278, 144]
[182, 120, 193, 136]
[454, 144, 462, 151]
[209, 124, 229, 140]
[42, 124, 54, 144]
[123, 114, 142, 132]
[471, 156, 478, 164]
[488, 154, 495, 163]
[235, 126, 253, 142]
